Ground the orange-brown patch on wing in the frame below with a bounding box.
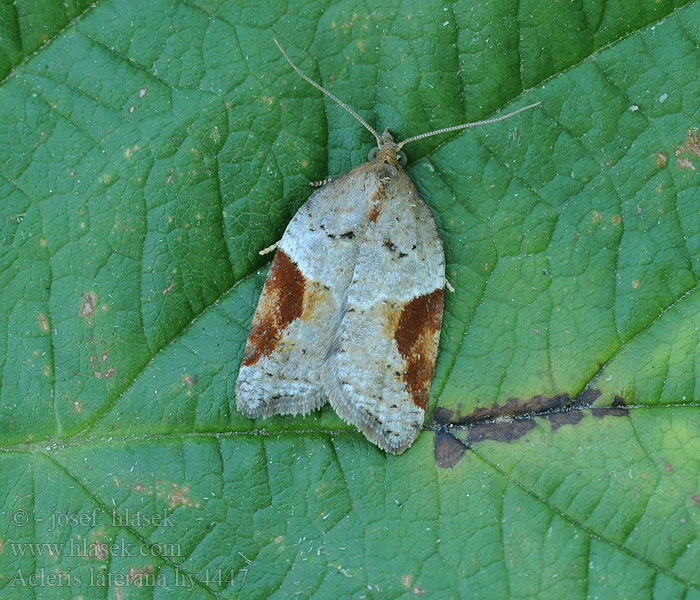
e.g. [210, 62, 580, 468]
[394, 288, 444, 409]
[242, 249, 305, 366]
[301, 281, 332, 322]
[380, 301, 402, 339]
[368, 178, 388, 222]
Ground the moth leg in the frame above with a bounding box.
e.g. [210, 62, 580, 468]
[259, 240, 280, 256]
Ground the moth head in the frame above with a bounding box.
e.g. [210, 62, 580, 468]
[369, 130, 408, 167]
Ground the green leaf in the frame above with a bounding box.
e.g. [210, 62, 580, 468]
[1, 1, 699, 598]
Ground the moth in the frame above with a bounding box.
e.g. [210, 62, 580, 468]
[235, 39, 540, 454]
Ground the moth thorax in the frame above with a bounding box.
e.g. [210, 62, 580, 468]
[377, 146, 400, 165]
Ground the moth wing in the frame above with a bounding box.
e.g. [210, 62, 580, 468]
[322, 170, 445, 454]
[235, 166, 378, 418]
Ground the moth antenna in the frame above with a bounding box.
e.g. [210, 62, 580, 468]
[273, 38, 382, 147]
[395, 102, 541, 151]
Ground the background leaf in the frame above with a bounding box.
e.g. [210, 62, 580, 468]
[1, 1, 699, 598]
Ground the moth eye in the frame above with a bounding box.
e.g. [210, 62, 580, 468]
[368, 147, 380, 161]
[397, 152, 407, 167]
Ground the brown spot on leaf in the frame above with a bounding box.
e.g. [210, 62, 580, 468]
[128, 565, 154, 584]
[73, 400, 83, 413]
[434, 431, 466, 468]
[684, 129, 700, 157]
[93, 540, 108, 560]
[656, 151, 668, 167]
[691, 493, 700, 506]
[182, 374, 197, 387]
[80, 291, 98, 324]
[664, 462, 674, 474]
[242, 249, 305, 366]
[37, 313, 50, 332]
[394, 288, 444, 409]
[167, 483, 191, 508]
[162, 282, 175, 295]
[675, 129, 700, 170]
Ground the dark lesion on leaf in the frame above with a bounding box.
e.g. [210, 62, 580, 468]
[433, 406, 454, 425]
[612, 395, 627, 407]
[573, 387, 602, 406]
[544, 410, 585, 431]
[436, 388, 619, 427]
[432, 387, 630, 468]
[466, 419, 537, 444]
[462, 393, 571, 423]
[434, 431, 466, 469]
